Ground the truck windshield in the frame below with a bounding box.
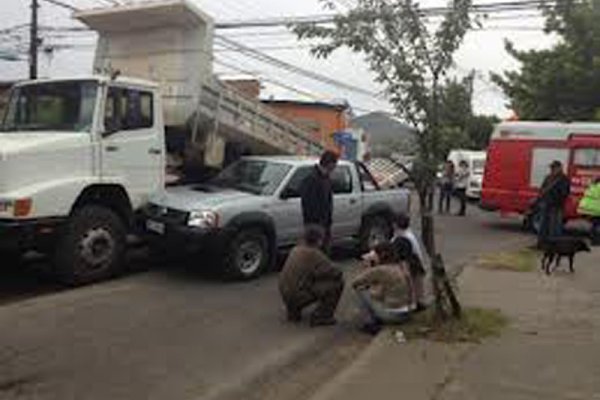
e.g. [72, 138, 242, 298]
[1, 81, 97, 133]
[210, 160, 292, 195]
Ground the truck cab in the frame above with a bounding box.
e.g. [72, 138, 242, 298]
[0, 76, 164, 284]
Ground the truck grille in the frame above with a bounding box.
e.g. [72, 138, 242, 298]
[145, 204, 189, 225]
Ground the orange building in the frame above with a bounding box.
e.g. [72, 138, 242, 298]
[262, 99, 350, 149]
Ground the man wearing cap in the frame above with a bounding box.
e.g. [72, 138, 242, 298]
[537, 160, 571, 245]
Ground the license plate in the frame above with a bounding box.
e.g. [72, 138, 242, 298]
[146, 219, 165, 235]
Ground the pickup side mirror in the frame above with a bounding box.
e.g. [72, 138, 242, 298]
[280, 187, 298, 200]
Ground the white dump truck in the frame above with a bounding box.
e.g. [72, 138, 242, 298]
[0, 0, 323, 284]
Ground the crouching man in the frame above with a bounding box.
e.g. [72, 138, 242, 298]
[353, 242, 416, 335]
[279, 225, 344, 326]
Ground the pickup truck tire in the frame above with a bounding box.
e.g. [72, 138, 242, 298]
[224, 228, 270, 280]
[54, 205, 126, 286]
[359, 215, 393, 252]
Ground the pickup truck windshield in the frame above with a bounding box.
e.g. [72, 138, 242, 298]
[209, 160, 291, 195]
[1, 81, 97, 133]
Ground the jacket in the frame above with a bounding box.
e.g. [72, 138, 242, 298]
[279, 244, 342, 300]
[352, 263, 413, 309]
[300, 166, 333, 227]
[578, 183, 600, 218]
[540, 172, 571, 209]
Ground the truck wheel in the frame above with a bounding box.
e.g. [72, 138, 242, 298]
[359, 215, 393, 252]
[224, 228, 270, 280]
[55, 205, 126, 286]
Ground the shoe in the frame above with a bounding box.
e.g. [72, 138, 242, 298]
[309, 315, 337, 327]
[360, 321, 382, 335]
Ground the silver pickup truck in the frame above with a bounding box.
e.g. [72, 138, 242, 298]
[142, 156, 410, 279]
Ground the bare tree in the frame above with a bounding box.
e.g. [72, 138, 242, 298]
[295, 0, 475, 319]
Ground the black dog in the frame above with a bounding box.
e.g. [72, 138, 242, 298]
[539, 237, 591, 275]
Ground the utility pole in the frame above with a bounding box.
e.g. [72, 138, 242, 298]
[29, 0, 39, 79]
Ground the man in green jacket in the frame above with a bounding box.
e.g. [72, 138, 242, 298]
[578, 177, 600, 245]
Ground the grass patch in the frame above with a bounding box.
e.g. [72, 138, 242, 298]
[476, 248, 538, 272]
[402, 307, 509, 343]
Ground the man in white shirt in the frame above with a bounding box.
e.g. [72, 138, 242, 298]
[391, 214, 427, 309]
[455, 160, 470, 216]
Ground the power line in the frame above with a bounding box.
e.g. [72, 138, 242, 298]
[40, 0, 79, 12]
[215, 35, 380, 98]
[215, 0, 555, 29]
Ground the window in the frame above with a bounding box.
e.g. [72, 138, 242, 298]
[2, 81, 97, 133]
[282, 167, 313, 198]
[574, 148, 600, 168]
[530, 148, 569, 188]
[209, 160, 292, 195]
[104, 87, 153, 132]
[331, 166, 353, 194]
[357, 163, 379, 192]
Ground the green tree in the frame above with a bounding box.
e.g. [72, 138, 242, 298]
[295, 0, 475, 319]
[492, 0, 600, 121]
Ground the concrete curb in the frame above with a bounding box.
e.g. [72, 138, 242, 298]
[307, 330, 472, 400]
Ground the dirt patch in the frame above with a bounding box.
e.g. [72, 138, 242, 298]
[476, 248, 538, 272]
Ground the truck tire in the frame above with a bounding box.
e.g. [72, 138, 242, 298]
[359, 215, 393, 253]
[223, 228, 270, 280]
[54, 205, 126, 286]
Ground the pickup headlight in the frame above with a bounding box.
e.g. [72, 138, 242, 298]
[188, 210, 220, 228]
[0, 198, 32, 217]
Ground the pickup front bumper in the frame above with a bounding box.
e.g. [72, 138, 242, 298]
[141, 210, 231, 254]
[0, 218, 64, 252]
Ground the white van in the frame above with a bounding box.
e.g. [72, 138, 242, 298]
[447, 150, 487, 199]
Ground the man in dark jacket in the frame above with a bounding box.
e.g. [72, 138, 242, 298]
[300, 151, 339, 253]
[279, 225, 344, 326]
[538, 160, 571, 245]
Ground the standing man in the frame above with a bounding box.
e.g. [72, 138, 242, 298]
[538, 160, 571, 245]
[300, 150, 339, 253]
[438, 161, 455, 214]
[578, 177, 600, 245]
[455, 160, 470, 216]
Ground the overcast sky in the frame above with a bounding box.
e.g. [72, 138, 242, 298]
[0, 0, 558, 118]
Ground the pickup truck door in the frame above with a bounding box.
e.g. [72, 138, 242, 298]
[331, 165, 362, 238]
[270, 166, 312, 246]
[101, 86, 163, 208]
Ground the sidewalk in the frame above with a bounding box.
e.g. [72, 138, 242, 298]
[310, 247, 600, 400]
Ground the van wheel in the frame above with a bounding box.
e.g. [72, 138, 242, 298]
[55, 205, 126, 286]
[224, 228, 270, 280]
[359, 215, 393, 252]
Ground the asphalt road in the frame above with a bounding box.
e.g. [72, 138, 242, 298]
[0, 206, 533, 400]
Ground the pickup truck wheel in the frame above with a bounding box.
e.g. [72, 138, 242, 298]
[359, 215, 393, 252]
[224, 229, 270, 280]
[55, 205, 126, 286]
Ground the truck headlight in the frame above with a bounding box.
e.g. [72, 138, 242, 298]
[188, 210, 219, 228]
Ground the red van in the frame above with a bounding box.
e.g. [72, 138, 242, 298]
[481, 121, 600, 228]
